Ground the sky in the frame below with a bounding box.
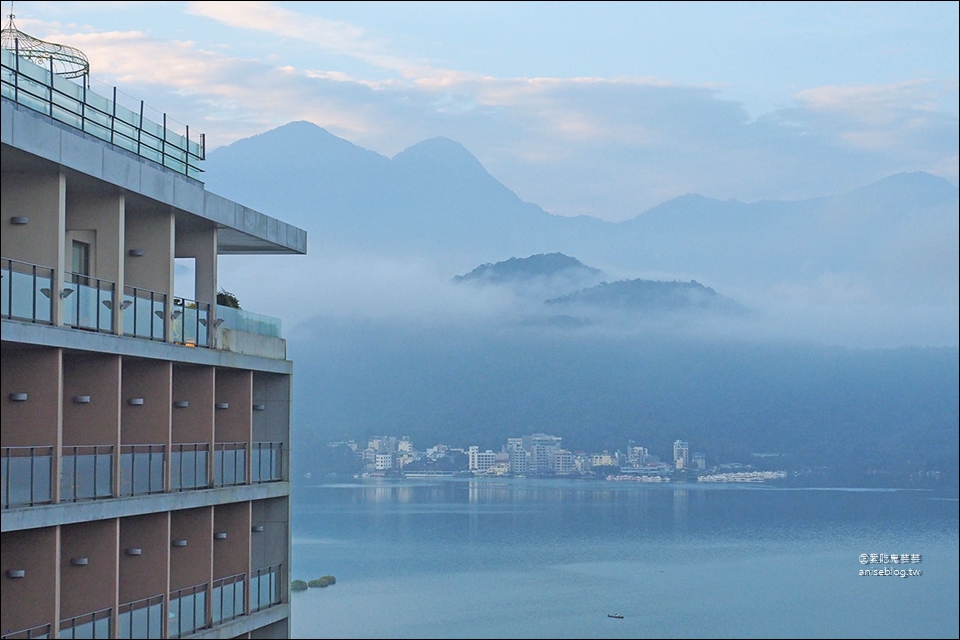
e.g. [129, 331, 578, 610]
[10, 1, 960, 222]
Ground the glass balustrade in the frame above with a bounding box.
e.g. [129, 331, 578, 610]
[252, 442, 283, 483]
[170, 443, 210, 491]
[1, 258, 53, 324]
[212, 573, 246, 625]
[1, 446, 54, 509]
[62, 272, 114, 332]
[1, 47, 204, 178]
[60, 445, 113, 502]
[0, 621, 52, 639]
[117, 595, 163, 639]
[215, 304, 282, 338]
[171, 297, 211, 347]
[119, 445, 165, 496]
[214, 442, 247, 487]
[122, 285, 166, 341]
[250, 564, 283, 612]
[58, 607, 111, 639]
[4, 260, 289, 349]
[168, 584, 208, 638]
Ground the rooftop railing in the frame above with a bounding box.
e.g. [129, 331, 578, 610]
[1, 45, 204, 179]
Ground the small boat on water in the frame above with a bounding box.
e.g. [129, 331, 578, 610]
[608, 613, 624, 619]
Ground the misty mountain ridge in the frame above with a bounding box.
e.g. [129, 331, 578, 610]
[200, 120, 958, 482]
[453, 253, 745, 327]
[545, 278, 747, 318]
[453, 253, 603, 284]
[205, 120, 958, 329]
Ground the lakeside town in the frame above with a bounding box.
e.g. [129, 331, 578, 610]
[307, 433, 790, 484]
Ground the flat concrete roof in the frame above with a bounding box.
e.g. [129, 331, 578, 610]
[1, 97, 307, 256]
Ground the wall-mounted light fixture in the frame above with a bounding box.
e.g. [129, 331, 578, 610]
[214, 532, 227, 540]
[60, 288, 75, 299]
[125, 547, 143, 556]
[70, 557, 89, 566]
[10, 216, 29, 225]
[170, 310, 183, 320]
[9, 392, 28, 402]
[215, 402, 229, 410]
[251, 525, 265, 533]
[119, 300, 134, 310]
[128, 249, 144, 257]
[73, 395, 91, 404]
[172, 539, 188, 547]
[173, 400, 189, 409]
[213, 318, 225, 328]
[252, 404, 266, 412]
[6, 569, 26, 578]
[128, 397, 145, 406]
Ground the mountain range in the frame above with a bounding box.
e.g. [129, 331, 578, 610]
[202, 121, 959, 483]
[204, 120, 959, 311]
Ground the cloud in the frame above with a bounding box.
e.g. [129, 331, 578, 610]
[29, 9, 959, 222]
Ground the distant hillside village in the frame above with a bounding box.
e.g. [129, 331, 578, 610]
[309, 434, 787, 484]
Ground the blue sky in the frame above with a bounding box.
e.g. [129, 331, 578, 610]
[12, 1, 960, 221]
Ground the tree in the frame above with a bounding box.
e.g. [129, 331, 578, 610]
[217, 288, 241, 309]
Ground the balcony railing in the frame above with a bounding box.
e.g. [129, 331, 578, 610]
[60, 445, 113, 502]
[216, 304, 281, 338]
[1, 258, 53, 324]
[168, 583, 208, 639]
[122, 285, 166, 341]
[171, 297, 211, 347]
[119, 444, 165, 496]
[2, 446, 54, 509]
[58, 607, 112, 639]
[252, 442, 284, 483]
[3, 261, 286, 351]
[171, 443, 210, 491]
[1, 46, 204, 179]
[250, 564, 283, 613]
[214, 442, 247, 487]
[117, 594, 164, 639]
[0, 622, 51, 639]
[212, 573, 246, 625]
[62, 272, 114, 332]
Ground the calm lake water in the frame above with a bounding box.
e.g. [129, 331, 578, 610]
[290, 479, 959, 639]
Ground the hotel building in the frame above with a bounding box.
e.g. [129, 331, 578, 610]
[1, 25, 305, 640]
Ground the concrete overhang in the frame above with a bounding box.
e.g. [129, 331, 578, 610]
[1, 96, 306, 256]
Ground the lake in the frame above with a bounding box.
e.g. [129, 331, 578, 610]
[290, 478, 959, 639]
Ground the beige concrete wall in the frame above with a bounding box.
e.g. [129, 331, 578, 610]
[118, 512, 169, 605]
[120, 359, 172, 446]
[169, 507, 213, 591]
[176, 225, 218, 307]
[252, 372, 290, 445]
[171, 364, 214, 445]
[213, 502, 251, 579]
[0, 527, 58, 636]
[62, 353, 120, 447]
[250, 497, 288, 571]
[1, 347, 61, 448]
[65, 189, 124, 287]
[59, 519, 118, 621]
[1, 170, 64, 271]
[215, 368, 253, 445]
[123, 208, 174, 300]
